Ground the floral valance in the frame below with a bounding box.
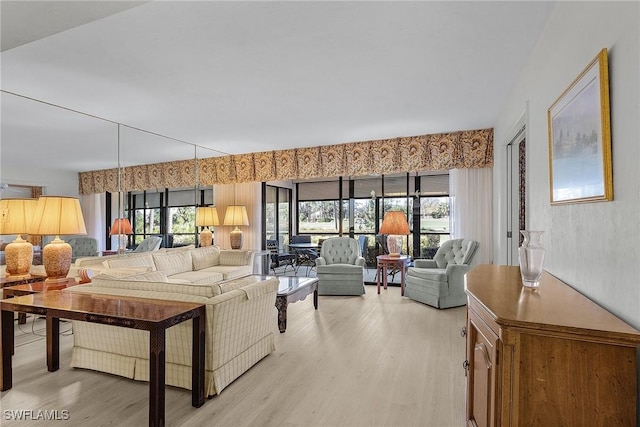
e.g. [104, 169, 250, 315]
[78, 128, 493, 194]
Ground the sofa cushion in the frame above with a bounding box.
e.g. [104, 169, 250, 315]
[169, 271, 224, 285]
[102, 254, 156, 271]
[152, 251, 193, 276]
[120, 271, 169, 282]
[191, 245, 221, 270]
[200, 265, 252, 281]
[219, 250, 252, 266]
[95, 267, 152, 278]
[90, 275, 220, 298]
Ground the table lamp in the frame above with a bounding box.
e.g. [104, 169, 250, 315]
[28, 196, 87, 283]
[223, 205, 249, 249]
[109, 217, 133, 253]
[0, 198, 38, 278]
[379, 211, 410, 257]
[195, 206, 220, 247]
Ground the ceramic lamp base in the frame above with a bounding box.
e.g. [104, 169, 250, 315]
[5, 237, 33, 278]
[229, 227, 244, 250]
[386, 235, 402, 257]
[200, 228, 213, 247]
[43, 237, 72, 283]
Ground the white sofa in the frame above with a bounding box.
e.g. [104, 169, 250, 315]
[64, 273, 279, 397]
[71, 245, 254, 285]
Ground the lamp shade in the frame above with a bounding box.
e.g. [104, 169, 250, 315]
[379, 211, 409, 257]
[27, 196, 87, 283]
[109, 218, 133, 236]
[223, 205, 249, 227]
[379, 211, 410, 235]
[0, 198, 38, 277]
[28, 196, 87, 236]
[0, 198, 38, 235]
[196, 207, 220, 227]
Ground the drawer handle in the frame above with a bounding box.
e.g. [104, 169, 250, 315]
[460, 326, 467, 338]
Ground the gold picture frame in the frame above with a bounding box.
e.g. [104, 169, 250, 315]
[548, 48, 612, 204]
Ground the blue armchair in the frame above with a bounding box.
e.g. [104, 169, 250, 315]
[67, 237, 99, 262]
[404, 238, 479, 308]
[315, 237, 365, 295]
[133, 236, 162, 252]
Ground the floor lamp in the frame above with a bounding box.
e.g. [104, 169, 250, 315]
[0, 198, 38, 278]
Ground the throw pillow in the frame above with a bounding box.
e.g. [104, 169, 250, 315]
[191, 245, 221, 270]
[152, 251, 193, 276]
[102, 254, 156, 271]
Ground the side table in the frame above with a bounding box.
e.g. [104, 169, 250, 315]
[3, 278, 79, 324]
[376, 255, 410, 296]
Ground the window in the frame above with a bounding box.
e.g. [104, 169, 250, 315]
[295, 173, 450, 260]
[122, 187, 212, 249]
[263, 184, 292, 248]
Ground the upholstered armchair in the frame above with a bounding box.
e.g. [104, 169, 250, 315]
[67, 237, 99, 262]
[133, 236, 163, 252]
[404, 238, 479, 308]
[315, 237, 365, 295]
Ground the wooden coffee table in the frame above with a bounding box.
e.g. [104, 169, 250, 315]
[1, 291, 206, 427]
[272, 276, 318, 333]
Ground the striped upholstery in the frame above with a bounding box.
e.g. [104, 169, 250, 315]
[69, 247, 253, 286]
[152, 251, 193, 275]
[64, 276, 279, 397]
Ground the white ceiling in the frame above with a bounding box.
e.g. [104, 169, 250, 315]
[0, 1, 556, 175]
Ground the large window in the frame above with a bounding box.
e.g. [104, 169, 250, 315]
[295, 173, 450, 261]
[123, 187, 212, 249]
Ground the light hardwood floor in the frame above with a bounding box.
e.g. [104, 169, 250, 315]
[1, 284, 467, 427]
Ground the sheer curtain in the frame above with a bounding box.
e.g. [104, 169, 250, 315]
[450, 167, 493, 265]
[80, 193, 106, 251]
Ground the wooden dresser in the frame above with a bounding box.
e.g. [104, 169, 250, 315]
[464, 265, 640, 427]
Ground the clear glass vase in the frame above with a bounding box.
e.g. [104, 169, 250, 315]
[518, 230, 545, 288]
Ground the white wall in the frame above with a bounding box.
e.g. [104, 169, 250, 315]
[493, 2, 640, 327]
[212, 182, 262, 251]
[1, 165, 80, 197]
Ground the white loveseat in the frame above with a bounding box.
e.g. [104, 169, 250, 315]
[64, 274, 279, 397]
[71, 245, 254, 285]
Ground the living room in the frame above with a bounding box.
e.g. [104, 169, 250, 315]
[1, 1, 639, 426]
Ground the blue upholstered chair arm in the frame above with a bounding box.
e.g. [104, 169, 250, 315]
[316, 257, 327, 266]
[354, 256, 366, 267]
[445, 263, 473, 290]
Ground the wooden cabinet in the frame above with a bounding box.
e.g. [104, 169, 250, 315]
[464, 265, 640, 427]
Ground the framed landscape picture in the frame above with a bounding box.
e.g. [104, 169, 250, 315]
[547, 48, 613, 205]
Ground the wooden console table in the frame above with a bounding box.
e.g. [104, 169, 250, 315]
[464, 265, 640, 426]
[1, 291, 206, 427]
